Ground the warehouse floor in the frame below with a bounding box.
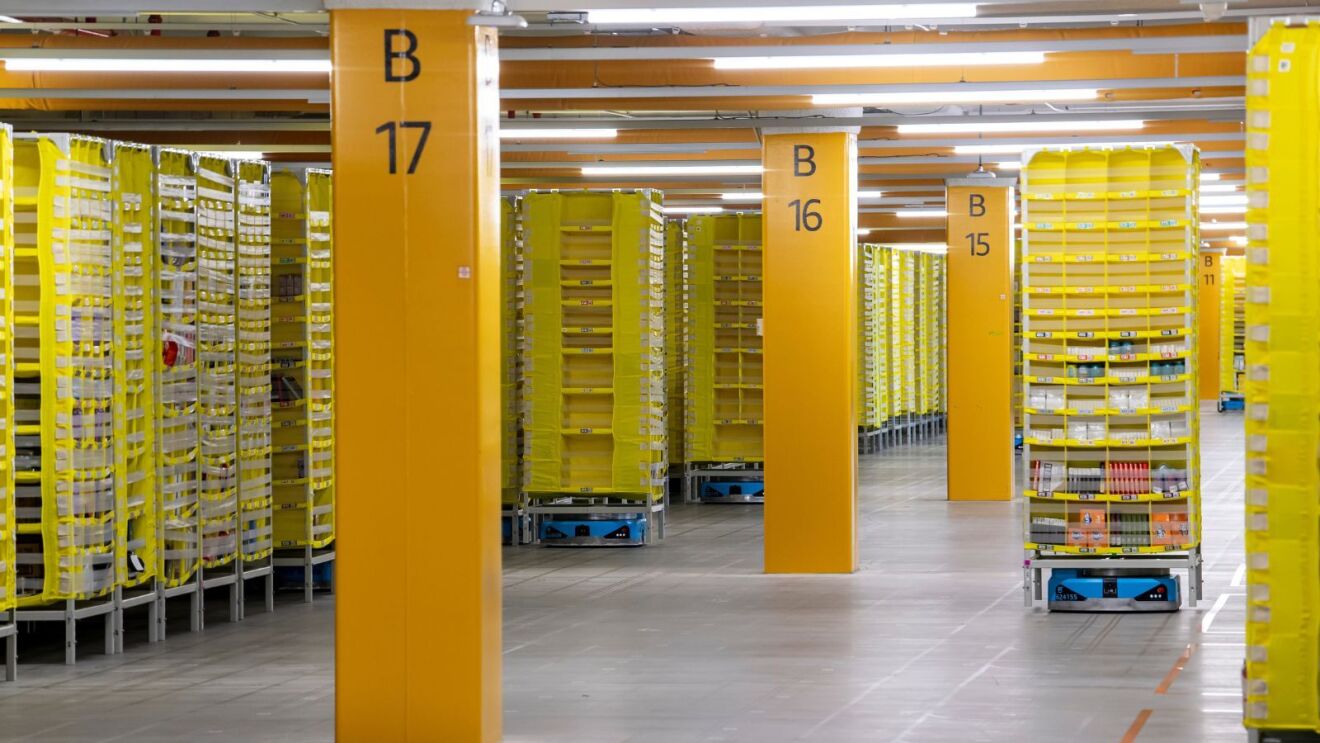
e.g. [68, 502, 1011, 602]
[0, 408, 1244, 743]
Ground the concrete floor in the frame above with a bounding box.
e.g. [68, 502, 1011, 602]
[0, 407, 1246, 742]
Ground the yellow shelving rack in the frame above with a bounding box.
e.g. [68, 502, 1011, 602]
[499, 197, 524, 543]
[664, 219, 685, 478]
[1242, 18, 1320, 735]
[1014, 238, 1025, 437]
[304, 169, 334, 559]
[111, 142, 159, 648]
[153, 148, 202, 635]
[0, 123, 15, 680]
[521, 191, 667, 544]
[235, 161, 274, 617]
[270, 169, 336, 599]
[881, 246, 944, 444]
[12, 134, 119, 662]
[195, 154, 241, 624]
[1019, 143, 1203, 610]
[1217, 254, 1246, 408]
[857, 243, 887, 452]
[682, 212, 763, 503]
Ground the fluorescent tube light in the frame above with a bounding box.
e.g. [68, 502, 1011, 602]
[714, 51, 1040, 71]
[857, 229, 873, 236]
[895, 209, 948, 218]
[663, 206, 724, 215]
[1202, 194, 1247, 206]
[814, 87, 1097, 107]
[890, 243, 949, 253]
[994, 162, 1022, 170]
[3, 57, 331, 73]
[587, 4, 978, 25]
[1200, 172, 1221, 181]
[582, 164, 763, 176]
[1201, 221, 1247, 230]
[500, 128, 618, 140]
[1229, 235, 1247, 245]
[1201, 184, 1239, 193]
[1201, 206, 1246, 214]
[0, 15, 22, 23]
[901, 119, 1143, 135]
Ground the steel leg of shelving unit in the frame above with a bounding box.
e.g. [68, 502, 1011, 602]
[4, 627, 14, 682]
[265, 570, 275, 613]
[190, 587, 202, 633]
[151, 593, 163, 643]
[64, 601, 76, 665]
[230, 578, 241, 623]
[304, 546, 315, 604]
[1023, 566, 1033, 607]
[104, 603, 115, 657]
[1034, 568, 1043, 603]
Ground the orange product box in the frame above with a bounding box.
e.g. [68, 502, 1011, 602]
[1151, 513, 1172, 546]
[1078, 508, 1106, 527]
[1087, 528, 1108, 548]
[1067, 527, 1088, 547]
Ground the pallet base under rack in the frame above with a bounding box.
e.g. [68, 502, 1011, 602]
[273, 549, 336, 604]
[501, 505, 530, 546]
[1248, 730, 1320, 743]
[1023, 547, 1203, 610]
[682, 463, 764, 504]
[527, 499, 666, 545]
[860, 413, 946, 453]
[15, 597, 116, 665]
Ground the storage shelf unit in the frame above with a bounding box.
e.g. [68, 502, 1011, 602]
[857, 243, 887, 453]
[1218, 254, 1245, 403]
[1019, 144, 1203, 607]
[12, 134, 119, 661]
[500, 197, 523, 540]
[1242, 19, 1320, 735]
[195, 154, 241, 623]
[682, 213, 763, 503]
[111, 142, 159, 646]
[235, 161, 274, 616]
[0, 123, 15, 681]
[883, 246, 947, 444]
[664, 219, 685, 478]
[520, 191, 667, 540]
[154, 148, 202, 633]
[270, 168, 335, 600]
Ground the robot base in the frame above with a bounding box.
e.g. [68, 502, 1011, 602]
[539, 515, 647, 547]
[1048, 569, 1180, 612]
[701, 481, 765, 503]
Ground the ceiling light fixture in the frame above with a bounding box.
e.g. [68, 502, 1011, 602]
[813, 87, 1097, 107]
[192, 150, 267, 161]
[582, 164, 763, 176]
[0, 15, 21, 23]
[1201, 183, 1240, 192]
[587, 3, 978, 25]
[1201, 221, 1247, 230]
[1201, 206, 1246, 214]
[714, 51, 1040, 71]
[1200, 172, 1221, 181]
[3, 57, 331, 73]
[900, 119, 1144, 135]
[500, 128, 618, 140]
[993, 162, 1022, 170]
[895, 209, 948, 218]
[720, 189, 883, 201]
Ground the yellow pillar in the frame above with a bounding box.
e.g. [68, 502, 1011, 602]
[945, 179, 1015, 501]
[331, 8, 502, 741]
[763, 132, 858, 573]
[1197, 249, 1222, 401]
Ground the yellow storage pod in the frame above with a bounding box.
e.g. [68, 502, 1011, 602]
[1020, 144, 1203, 603]
[1243, 20, 1320, 735]
[856, 243, 887, 447]
[154, 148, 201, 592]
[520, 191, 667, 509]
[270, 169, 333, 597]
[1219, 254, 1245, 399]
[0, 123, 15, 668]
[112, 143, 157, 593]
[13, 134, 121, 658]
[685, 212, 762, 464]
[195, 155, 239, 574]
[664, 219, 685, 470]
[500, 197, 520, 507]
[304, 169, 334, 549]
[235, 161, 273, 573]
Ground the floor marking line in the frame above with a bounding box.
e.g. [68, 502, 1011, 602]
[1120, 709, 1153, 743]
[1201, 593, 1234, 634]
[893, 645, 1015, 743]
[1232, 562, 1246, 587]
[1155, 643, 1197, 694]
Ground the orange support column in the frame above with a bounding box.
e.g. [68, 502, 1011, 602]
[331, 7, 501, 741]
[945, 179, 1015, 501]
[1197, 249, 1222, 401]
[763, 131, 858, 573]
